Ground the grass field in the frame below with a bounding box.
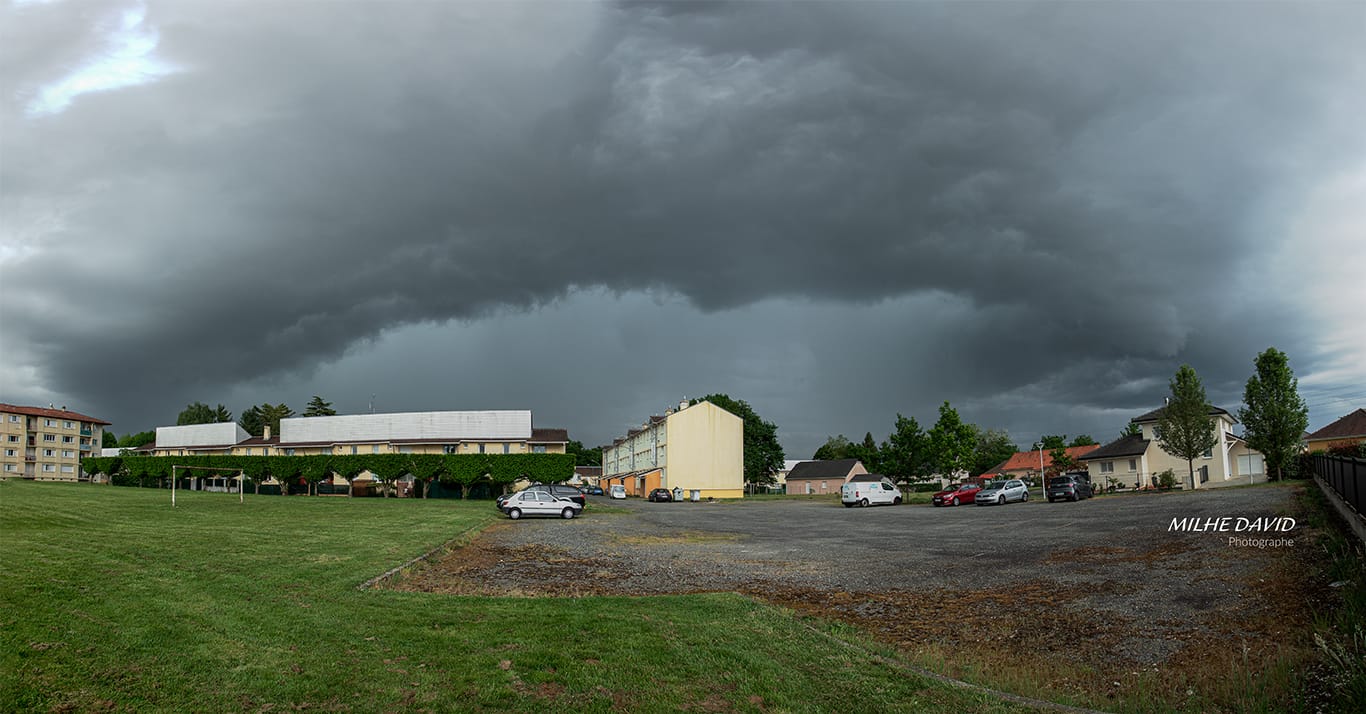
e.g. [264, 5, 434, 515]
[1, 480, 1028, 713]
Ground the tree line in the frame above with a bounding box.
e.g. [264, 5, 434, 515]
[84, 452, 575, 495]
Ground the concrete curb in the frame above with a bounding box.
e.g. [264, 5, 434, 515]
[357, 522, 487, 591]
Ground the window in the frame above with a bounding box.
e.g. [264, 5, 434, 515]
[1128, 459, 1137, 472]
[502, 443, 510, 454]
[478, 443, 485, 454]
[3, 449, 13, 457]
[8, 415, 19, 422]
[42, 464, 55, 472]
[6, 435, 16, 442]
[532, 445, 547, 454]
[62, 436, 74, 443]
[285, 449, 295, 456]
[63, 421, 73, 429]
[351, 445, 358, 455]
[62, 450, 74, 458]
[61, 465, 74, 473]
[43, 434, 56, 442]
[444, 445, 459, 455]
[1100, 461, 1115, 473]
[45, 419, 56, 427]
[3, 464, 14, 472]
[43, 449, 54, 457]
[1202, 447, 1213, 459]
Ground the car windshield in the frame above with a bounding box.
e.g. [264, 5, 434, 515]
[979, 482, 1000, 490]
[1049, 478, 1073, 487]
[958, 484, 977, 491]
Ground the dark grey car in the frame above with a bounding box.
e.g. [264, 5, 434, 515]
[1047, 474, 1093, 502]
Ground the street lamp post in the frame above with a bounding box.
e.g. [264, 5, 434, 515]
[1034, 442, 1045, 499]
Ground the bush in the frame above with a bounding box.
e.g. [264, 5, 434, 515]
[1156, 469, 1178, 490]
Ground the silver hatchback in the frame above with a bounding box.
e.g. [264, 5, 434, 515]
[498, 489, 583, 520]
[974, 479, 1029, 506]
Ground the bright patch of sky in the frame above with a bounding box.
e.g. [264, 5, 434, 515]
[25, 1, 179, 118]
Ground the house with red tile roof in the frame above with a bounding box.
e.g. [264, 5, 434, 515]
[979, 445, 1100, 482]
[1305, 408, 1366, 453]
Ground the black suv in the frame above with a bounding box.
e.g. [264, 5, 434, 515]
[1046, 474, 1092, 502]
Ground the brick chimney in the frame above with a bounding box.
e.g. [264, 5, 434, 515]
[264, 425, 272, 440]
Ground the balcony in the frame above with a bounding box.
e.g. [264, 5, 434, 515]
[80, 428, 93, 436]
[80, 443, 92, 451]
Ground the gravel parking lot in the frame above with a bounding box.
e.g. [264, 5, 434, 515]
[399, 484, 1336, 704]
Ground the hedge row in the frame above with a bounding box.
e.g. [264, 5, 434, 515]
[83, 453, 575, 488]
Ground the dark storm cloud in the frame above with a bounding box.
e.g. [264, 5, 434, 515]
[2, 1, 1362, 441]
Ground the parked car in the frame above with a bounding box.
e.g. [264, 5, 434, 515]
[1046, 474, 1093, 502]
[841, 477, 903, 507]
[609, 484, 626, 499]
[586, 485, 604, 496]
[526, 483, 587, 508]
[497, 488, 583, 520]
[647, 488, 673, 502]
[974, 479, 1029, 506]
[932, 483, 983, 507]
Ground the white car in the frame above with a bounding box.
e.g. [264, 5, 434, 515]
[498, 489, 583, 520]
[841, 477, 903, 507]
[974, 479, 1029, 506]
[609, 484, 626, 499]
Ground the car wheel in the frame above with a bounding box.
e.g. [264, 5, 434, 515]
[998, 495, 1006, 505]
[893, 497, 902, 505]
[508, 508, 522, 520]
[561, 507, 575, 519]
[1022, 492, 1028, 502]
[951, 497, 960, 506]
[860, 498, 869, 508]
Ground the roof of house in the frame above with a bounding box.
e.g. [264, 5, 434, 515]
[573, 466, 601, 476]
[1079, 433, 1151, 460]
[787, 459, 863, 480]
[1306, 408, 1366, 441]
[847, 473, 889, 483]
[0, 402, 111, 425]
[529, 427, 569, 443]
[1131, 404, 1233, 423]
[984, 445, 1101, 476]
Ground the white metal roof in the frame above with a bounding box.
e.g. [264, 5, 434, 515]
[156, 422, 249, 447]
[279, 410, 532, 444]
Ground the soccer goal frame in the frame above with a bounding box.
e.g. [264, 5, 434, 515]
[171, 465, 248, 507]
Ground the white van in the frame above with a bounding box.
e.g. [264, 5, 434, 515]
[841, 477, 902, 507]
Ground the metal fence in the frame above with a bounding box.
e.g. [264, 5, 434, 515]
[1312, 453, 1365, 517]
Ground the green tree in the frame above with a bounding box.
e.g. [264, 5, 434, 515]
[239, 403, 294, 437]
[691, 394, 785, 489]
[102, 431, 118, 448]
[1069, 434, 1097, 447]
[1119, 422, 1142, 438]
[928, 402, 977, 480]
[971, 427, 1018, 477]
[812, 435, 855, 461]
[1238, 348, 1309, 481]
[213, 404, 233, 422]
[176, 402, 215, 425]
[881, 414, 931, 484]
[566, 440, 602, 466]
[1048, 446, 1079, 476]
[1038, 434, 1068, 451]
[1155, 365, 1219, 490]
[303, 396, 337, 417]
[852, 432, 881, 472]
[118, 430, 156, 448]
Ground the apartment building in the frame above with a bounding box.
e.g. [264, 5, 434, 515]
[147, 410, 568, 458]
[600, 400, 744, 499]
[0, 403, 110, 481]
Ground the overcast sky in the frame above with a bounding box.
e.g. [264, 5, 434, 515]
[3, 0, 1364, 458]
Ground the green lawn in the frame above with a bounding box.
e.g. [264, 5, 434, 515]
[1, 480, 1025, 713]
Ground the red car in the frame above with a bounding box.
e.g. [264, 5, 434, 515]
[932, 483, 983, 507]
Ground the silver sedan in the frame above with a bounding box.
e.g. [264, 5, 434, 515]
[974, 479, 1030, 505]
[498, 489, 583, 520]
